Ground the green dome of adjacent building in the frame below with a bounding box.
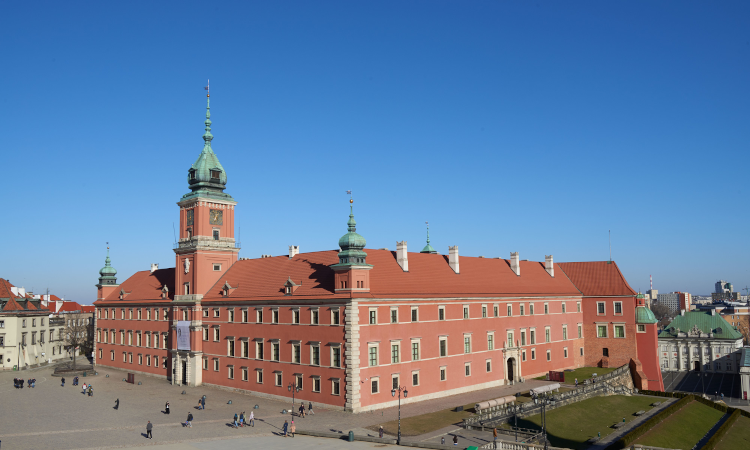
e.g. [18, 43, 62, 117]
[334, 203, 369, 266]
[98, 248, 118, 286]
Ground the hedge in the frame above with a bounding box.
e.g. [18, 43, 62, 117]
[693, 395, 729, 414]
[604, 394, 693, 450]
[699, 409, 741, 450]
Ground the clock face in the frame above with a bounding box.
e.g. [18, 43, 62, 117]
[186, 210, 194, 226]
[209, 209, 223, 225]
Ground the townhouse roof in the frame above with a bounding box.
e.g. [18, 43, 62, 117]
[660, 310, 742, 340]
[0, 278, 49, 314]
[200, 249, 582, 302]
[97, 268, 175, 303]
[557, 261, 636, 297]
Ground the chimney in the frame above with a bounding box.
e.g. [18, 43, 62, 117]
[18, 287, 26, 297]
[510, 252, 520, 276]
[449, 246, 459, 274]
[545, 255, 554, 277]
[396, 241, 408, 272]
[289, 245, 300, 259]
[681, 309, 686, 316]
[150, 263, 159, 273]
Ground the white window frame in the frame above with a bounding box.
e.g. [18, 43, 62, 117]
[440, 366, 447, 381]
[597, 302, 606, 315]
[371, 376, 380, 394]
[369, 307, 378, 325]
[614, 323, 626, 339]
[464, 362, 471, 377]
[438, 305, 446, 321]
[439, 336, 448, 357]
[486, 358, 492, 373]
[637, 324, 646, 333]
[614, 301, 623, 315]
[390, 307, 398, 324]
[410, 306, 418, 322]
[368, 343, 379, 367]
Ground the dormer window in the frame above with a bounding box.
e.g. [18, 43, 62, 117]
[161, 285, 169, 299]
[210, 169, 221, 180]
[286, 287, 292, 294]
[283, 277, 300, 296]
[189, 170, 196, 180]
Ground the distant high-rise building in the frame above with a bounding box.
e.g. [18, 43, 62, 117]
[713, 281, 740, 302]
[716, 280, 733, 294]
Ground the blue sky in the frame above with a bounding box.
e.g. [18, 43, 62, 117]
[2, 1, 749, 302]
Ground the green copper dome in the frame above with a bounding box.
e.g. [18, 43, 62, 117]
[98, 248, 118, 286]
[635, 306, 657, 324]
[181, 93, 234, 202]
[420, 222, 437, 254]
[334, 203, 369, 266]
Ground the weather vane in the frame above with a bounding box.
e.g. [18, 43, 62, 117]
[205, 79, 210, 97]
[106, 241, 109, 250]
[346, 190, 352, 204]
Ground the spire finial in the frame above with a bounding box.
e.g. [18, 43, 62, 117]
[426, 221, 430, 244]
[202, 80, 213, 151]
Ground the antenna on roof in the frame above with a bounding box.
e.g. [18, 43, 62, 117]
[172, 222, 177, 245]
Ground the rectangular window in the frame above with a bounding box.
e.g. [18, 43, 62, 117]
[138, 354, 143, 365]
[463, 306, 469, 319]
[146, 309, 151, 320]
[597, 325, 608, 338]
[256, 369, 263, 383]
[522, 350, 526, 361]
[520, 304, 525, 316]
[332, 347, 341, 367]
[411, 342, 420, 360]
[482, 305, 487, 318]
[311, 309, 319, 324]
[272, 309, 279, 324]
[241, 340, 249, 358]
[146, 355, 151, 366]
[564, 347, 568, 358]
[242, 309, 248, 322]
[597, 302, 605, 315]
[465, 363, 471, 377]
[256, 309, 263, 323]
[614, 302, 622, 315]
[392, 376, 399, 390]
[391, 344, 400, 364]
[412, 372, 419, 386]
[293, 309, 300, 324]
[578, 324, 583, 339]
[369, 346, 378, 366]
[530, 303, 535, 315]
[493, 305, 499, 317]
[272, 342, 280, 361]
[562, 326, 567, 341]
[438, 306, 445, 321]
[275, 372, 282, 386]
[371, 378, 379, 394]
[614, 325, 625, 338]
[440, 338, 447, 357]
[110, 350, 115, 361]
[331, 309, 340, 325]
[530, 330, 536, 345]
[229, 309, 235, 322]
[486, 360, 492, 372]
[464, 336, 471, 354]
[411, 307, 418, 322]
[241, 367, 248, 381]
[580, 347, 584, 356]
[531, 349, 536, 360]
[256, 342, 264, 359]
[507, 305, 512, 316]
[391, 308, 398, 323]
[213, 359, 219, 371]
[213, 327, 220, 341]
[547, 350, 551, 361]
[521, 331, 526, 346]
[487, 334, 494, 350]
[313, 377, 321, 393]
[440, 367, 447, 381]
[369, 309, 377, 325]
[292, 343, 301, 363]
[295, 374, 303, 390]
[561, 303, 566, 314]
[577, 302, 581, 312]
[544, 303, 549, 314]
[137, 309, 142, 320]
[507, 332, 513, 348]
[637, 324, 646, 332]
[311, 345, 320, 366]
[332, 379, 340, 395]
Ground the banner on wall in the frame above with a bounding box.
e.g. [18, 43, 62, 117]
[176, 321, 191, 351]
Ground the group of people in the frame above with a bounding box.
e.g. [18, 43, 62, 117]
[81, 382, 94, 396]
[231, 411, 255, 428]
[297, 402, 314, 418]
[13, 378, 35, 388]
[282, 419, 296, 437]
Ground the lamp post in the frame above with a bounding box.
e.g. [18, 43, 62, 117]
[538, 392, 553, 450]
[514, 404, 518, 442]
[288, 381, 301, 411]
[391, 385, 408, 445]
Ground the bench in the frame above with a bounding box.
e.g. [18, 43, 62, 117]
[651, 401, 661, 407]
[587, 437, 601, 444]
[613, 422, 626, 429]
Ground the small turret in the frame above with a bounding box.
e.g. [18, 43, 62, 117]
[96, 246, 120, 301]
[420, 222, 437, 254]
[331, 199, 372, 293]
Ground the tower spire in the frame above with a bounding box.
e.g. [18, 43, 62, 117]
[420, 221, 437, 254]
[203, 79, 213, 152]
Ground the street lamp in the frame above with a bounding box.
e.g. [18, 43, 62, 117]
[391, 385, 408, 445]
[535, 392, 553, 450]
[288, 381, 301, 410]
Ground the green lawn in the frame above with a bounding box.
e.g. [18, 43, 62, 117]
[713, 415, 750, 450]
[513, 395, 658, 450]
[636, 401, 724, 450]
[535, 367, 618, 384]
[366, 400, 478, 437]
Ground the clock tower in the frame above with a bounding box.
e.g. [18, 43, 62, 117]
[174, 90, 239, 299]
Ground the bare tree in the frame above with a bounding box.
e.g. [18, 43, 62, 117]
[651, 303, 674, 329]
[64, 313, 93, 369]
[737, 320, 750, 345]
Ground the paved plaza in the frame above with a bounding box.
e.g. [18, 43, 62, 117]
[663, 371, 750, 407]
[0, 363, 554, 449]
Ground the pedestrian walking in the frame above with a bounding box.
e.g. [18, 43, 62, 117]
[32, 378, 36, 388]
[298, 403, 305, 418]
[165, 402, 170, 414]
[308, 402, 314, 415]
[453, 434, 458, 446]
[88, 385, 93, 397]
[493, 427, 498, 446]
[82, 382, 87, 394]
[13, 378, 17, 389]
[239, 412, 245, 427]
[185, 413, 193, 428]
[146, 421, 153, 439]
[201, 397, 205, 410]
[73, 376, 78, 386]
[115, 398, 120, 410]
[290, 420, 296, 438]
[233, 413, 239, 428]
[441, 437, 446, 445]
[379, 426, 384, 438]
[20, 378, 24, 388]
[249, 410, 255, 427]
[283, 420, 288, 437]
[61, 377, 65, 387]
[575, 378, 578, 387]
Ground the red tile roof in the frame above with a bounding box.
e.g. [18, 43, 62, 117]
[0, 278, 17, 299]
[201, 250, 582, 301]
[56, 301, 84, 313]
[98, 268, 175, 303]
[2, 297, 24, 311]
[557, 261, 636, 296]
[81, 305, 95, 313]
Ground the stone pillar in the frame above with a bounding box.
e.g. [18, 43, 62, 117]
[344, 301, 361, 412]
